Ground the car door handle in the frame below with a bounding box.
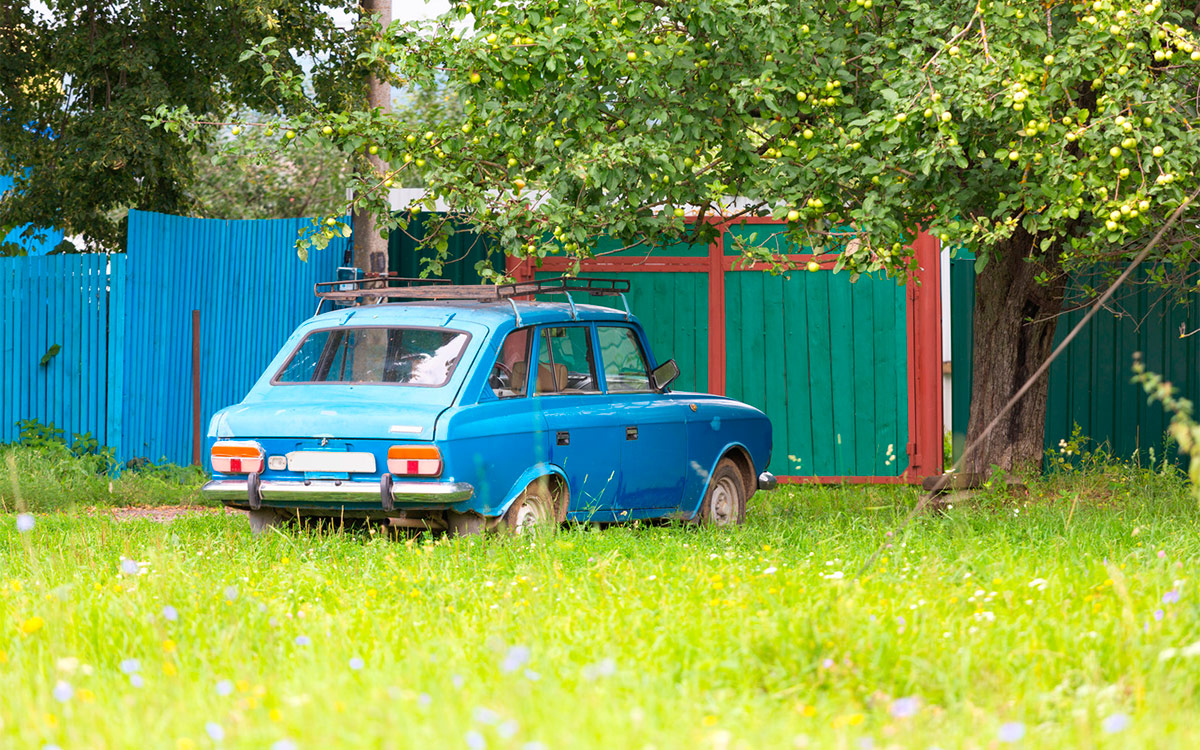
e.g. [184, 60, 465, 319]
[626, 426, 638, 440]
[557, 431, 570, 446]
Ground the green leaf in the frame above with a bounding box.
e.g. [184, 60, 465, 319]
[39, 344, 61, 367]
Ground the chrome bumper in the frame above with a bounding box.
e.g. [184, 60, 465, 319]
[201, 475, 474, 509]
[757, 472, 778, 491]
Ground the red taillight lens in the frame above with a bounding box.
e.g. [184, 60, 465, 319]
[387, 445, 442, 477]
[211, 441, 265, 474]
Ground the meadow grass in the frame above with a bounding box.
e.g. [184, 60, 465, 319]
[0, 443, 208, 513]
[3, 474, 1200, 749]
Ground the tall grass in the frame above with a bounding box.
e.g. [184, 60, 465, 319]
[3, 477, 1200, 748]
[0, 443, 207, 513]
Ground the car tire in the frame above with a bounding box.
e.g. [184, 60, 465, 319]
[248, 508, 287, 535]
[502, 480, 564, 534]
[700, 458, 747, 526]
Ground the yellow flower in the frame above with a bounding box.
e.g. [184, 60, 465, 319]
[269, 708, 282, 722]
[163, 661, 178, 677]
[0, 650, 6, 663]
[281, 556, 290, 565]
[802, 705, 817, 717]
[162, 639, 177, 654]
[20, 616, 44, 635]
[177, 738, 196, 750]
[78, 688, 95, 703]
[236, 679, 250, 693]
[832, 713, 865, 729]
[45, 713, 58, 728]
[10, 579, 22, 592]
[702, 715, 718, 726]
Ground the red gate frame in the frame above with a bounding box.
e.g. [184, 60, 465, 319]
[507, 221, 943, 484]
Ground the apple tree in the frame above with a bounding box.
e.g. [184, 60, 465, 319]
[177, 0, 1200, 472]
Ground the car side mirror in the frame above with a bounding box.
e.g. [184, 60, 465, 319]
[650, 359, 680, 392]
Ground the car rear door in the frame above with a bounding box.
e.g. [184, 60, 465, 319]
[532, 324, 624, 518]
[596, 324, 689, 511]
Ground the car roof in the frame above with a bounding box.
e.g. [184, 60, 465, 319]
[305, 300, 638, 329]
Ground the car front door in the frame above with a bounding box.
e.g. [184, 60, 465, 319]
[532, 324, 624, 519]
[597, 325, 689, 511]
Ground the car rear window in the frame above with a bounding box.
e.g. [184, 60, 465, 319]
[274, 327, 470, 386]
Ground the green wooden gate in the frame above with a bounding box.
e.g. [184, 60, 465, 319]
[514, 221, 944, 482]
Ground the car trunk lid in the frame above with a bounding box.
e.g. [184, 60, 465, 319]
[212, 400, 446, 442]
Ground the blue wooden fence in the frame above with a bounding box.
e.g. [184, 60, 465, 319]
[0, 254, 118, 445]
[0, 210, 347, 465]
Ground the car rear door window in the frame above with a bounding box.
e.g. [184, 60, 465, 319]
[597, 326, 653, 393]
[536, 326, 599, 394]
[492, 328, 533, 398]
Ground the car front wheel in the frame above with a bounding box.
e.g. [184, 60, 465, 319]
[700, 459, 747, 526]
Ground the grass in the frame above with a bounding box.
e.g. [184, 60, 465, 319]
[0, 443, 208, 513]
[3, 471, 1200, 749]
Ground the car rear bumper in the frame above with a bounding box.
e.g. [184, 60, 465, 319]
[201, 475, 474, 510]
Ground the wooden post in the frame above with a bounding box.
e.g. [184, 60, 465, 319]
[706, 225, 727, 395]
[904, 231, 944, 481]
[192, 309, 201, 466]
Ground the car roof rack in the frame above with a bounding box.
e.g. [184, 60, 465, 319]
[314, 275, 634, 321]
[315, 275, 630, 304]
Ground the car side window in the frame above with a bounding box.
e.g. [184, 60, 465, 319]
[597, 326, 653, 393]
[535, 326, 599, 394]
[491, 328, 532, 398]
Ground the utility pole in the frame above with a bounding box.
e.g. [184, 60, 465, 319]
[353, 0, 392, 276]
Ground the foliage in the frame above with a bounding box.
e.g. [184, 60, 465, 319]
[154, 0, 1200, 279]
[0, 1, 360, 251]
[1133, 355, 1200, 493]
[3, 482, 1200, 746]
[187, 120, 353, 221]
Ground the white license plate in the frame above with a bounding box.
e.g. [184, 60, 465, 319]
[286, 451, 376, 473]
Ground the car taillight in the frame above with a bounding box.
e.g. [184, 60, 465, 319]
[211, 441, 265, 474]
[387, 445, 442, 477]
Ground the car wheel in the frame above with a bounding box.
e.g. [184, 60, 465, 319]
[700, 459, 746, 526]
[248, 508, 287, 535]
[502, 480, 564, 534]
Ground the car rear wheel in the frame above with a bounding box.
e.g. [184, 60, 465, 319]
[502, 480, 565, 534]
[700, 458, 747, 526]
[248, 508, 287, 535]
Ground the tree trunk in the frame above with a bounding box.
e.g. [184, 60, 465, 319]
[352, 0, 392, 276]
[964, 229, 1067, 475]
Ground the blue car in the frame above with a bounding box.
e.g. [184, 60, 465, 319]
[201, 277, 775, 534]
